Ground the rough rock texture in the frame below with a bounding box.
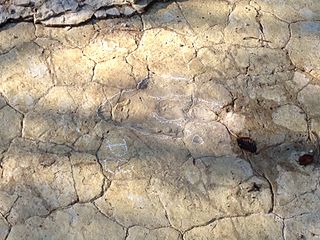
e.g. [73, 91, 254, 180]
[0, 0, 161, 26]
[0, 0, 320, 239]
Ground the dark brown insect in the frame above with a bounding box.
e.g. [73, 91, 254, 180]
[298, 154, 314, 166]
[237, 137, 257, 153]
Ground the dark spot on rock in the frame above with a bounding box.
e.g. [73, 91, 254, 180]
[248, 182, 261, 192]
[237, 137, 257, 153]
[298, 154, 314, 166]
[137, 78, 148, 90]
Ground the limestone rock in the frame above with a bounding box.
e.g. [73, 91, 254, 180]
[83, 31, 137, 63]
[151, 157, 272, 231]
[0, 106, 22, 148]
[253, 0, 320, 22]
[0, 42, 53, 113]
[0, 138, 77, 224]
[298, 84, 320, 118]
[224, 2, 261, 47]
[272, 105, 307, 132]
[127, 226, 181, 240]
[95, 179, 169, 228]
[285, 213, 320, 240]
[23, 85, 105, 145]
[7, 203, 126, 240]
[196, 82, 233, 112]
[70, 153, 104, 202]
[260, 12, 290, 49]
[183, 121, 233, 158]
[94, 58, 136, 89]
[287, 22, 320, 79]
[52, 48, 95, 85]
[0, 22, 35, 54]
[41, 6, 94, 26]
[184, 214, 283, 240]
[0, 215, 9, 240]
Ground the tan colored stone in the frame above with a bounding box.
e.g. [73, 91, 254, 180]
[83, 31, 137, 63]
[274, 163, 320, 218]
[298, 84, 320, 118]
[0, 106, 22, 147]
[51, 48, 95, 85]
[70, 153, 104, 202]
[184, 121, 233, 158]
[94, 58, 136, 89]
[184, 214, 283, 240]
[0, 42, 53, 113]
[127, 226, 181, 240]
[224, 2, 262, 47]
[152, 157, 272, 231]
[23, 85, 106, 145]
[196, 82, 233, 112]
[285, 213, 320, 240]
[95, 179, 169, 228]
[287, 22, 320, 79]
[131, 29, 197, 79]
[7, 203, 126, 240]
[0, 215, 9, 240]
[272, 105, 307, 132]
[247, 48, 292, 75]
[178, 0, 231, 33]
[187, 102, 218, 122]
[253, 0, 320, 22]
[0, 138, 77, 224]
[221, 112, 246, 134]
[35, 23, 97, 48]
[0, 22, 35, 54]
[142, 1, 191, 34]
[260, 12, 290, 49]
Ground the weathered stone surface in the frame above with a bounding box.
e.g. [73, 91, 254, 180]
[298, 84, 320, 118]
[51, 48, 95, 85]
[95, 179, 170, 228]
[0, 42, 53, 113]
[151, 157, 272, 231]
[0, 106, 22, 148]
[253, 0, 320, 22]
[127, 226, 181, 240]
[184, 214, 283, 240]
[94, 58, 136, 89]
[272, 105, 307, 132]
[23, 84, 108, 145]
[195, 82, 233, 112]
[70, 153, 104, 202]
[274, 163, 320, 218]
[260, 12, 290, 49]
[224, 2, 261, 47]
[0, 0, 320, 238]
[7, 203, 126, 240]
[184, 121, 233, 158]
[0, 138, 77, 224]
[0, 215, 9, 240]
[0, 23, 35, 54]
[285, 213, 320, 240]
[131, 29, 198, 79]
[83, 31, 137, 63]
[287, 22, 320, 79]
[178, 0, 231, 35]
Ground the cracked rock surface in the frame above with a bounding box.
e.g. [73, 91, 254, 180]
[0, 0, 320, 239]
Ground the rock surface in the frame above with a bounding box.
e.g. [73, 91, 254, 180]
[0, 0, 320, 239]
